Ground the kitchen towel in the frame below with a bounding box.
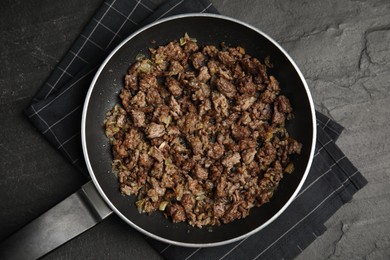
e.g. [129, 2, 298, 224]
[24, 0, 367, 259]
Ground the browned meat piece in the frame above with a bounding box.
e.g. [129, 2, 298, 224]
[119, 89, 131, 110]
[130, 91, 147, 108]
[207, 143, 225, 160]
[199, 99, 211, 116]
[231, 124, 251, 140]
[202, 45, 218, 58]
[149, 161, 164, 179]
[191, 52, 205, 70]
[213, 198, 227, 218]
[146, 88, 163, 105]
[215, 77, 237, 98]
[139, 74, 158, 91]
[239, 138, 257, 150]
[226, 111, 240, 124]
[130, 110, 145, 127]
[277, 95, 292, 114]
[157, 41, 186, 61]
[218, 51, 236, 66]
[222, 152, 241, 169]
[192, 82, 210, 101]
[260, 89, 276, 103]
[183, 113, 197, 134]
[287, 138, 302, 155]
[241, 148, 257, 164]
[189, 136, 203, 155]
[180, 70, 196, 81]
[212, 92, 229, 117]
[225, 142, 240, 153]
[105, 34, 302, 228]
[239, 111, 252, 125]
[236, 95, 257, 111]
[178, 96, 196, 114]
[237, 75, 258, 95]
[257, 142, 277, 168]
[185, 78, 202, 94]
[167, 203, 186, 223]
[217, 67, 233, 80]
[182, 34, 199, 53]
[141, 200, 159, 214]
[182, 158, 195, 172]
[207, 59, 219, 75]
[165, 76, 183, 96]
[167, 125, 180, 136]
[161, 173, 175, 189]
[257, 63, 269, 84]
[187, 177, 203, 195]
[146, 122, 165, 139]
[276, 139, 302, 167]
[209, 164, 223, 181]
[139, 153, 153, 169]
[115, 114, 126, 129]
[194, 164, 208, 180]
[159, 84, 172, 99]
[124, 68, 138, 91]
[240, 56, 262, 74]
[261, 76, 280, 103]
[123, 128, 141, 150]
[197, 66, 211, 82]
[221, 204, 242, 224]
[171, 137, 188, 154]
[228, 47, 245, 59]
[272, 102, 286, 126]
[152, 105, 170, 125]
[113, 142, 127, 159]
[180, 193, 195, 213]
[216, 175, 227, 197]
[252, 101, 272, 120]
[184, 41, 199, 53]
[268, 76, 280, 93]
[216, 131, 233, 146]
[168, 60, 184, 76]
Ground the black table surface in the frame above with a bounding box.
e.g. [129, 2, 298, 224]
[1, 0, 390, 259]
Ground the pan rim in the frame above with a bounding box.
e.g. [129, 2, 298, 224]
[81, 13, 317, 248]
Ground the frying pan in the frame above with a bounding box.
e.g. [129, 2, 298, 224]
[83, 13, 316, 245]
[1, 13, 316, 258]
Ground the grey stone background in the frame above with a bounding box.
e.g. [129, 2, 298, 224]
[0, 0, 389, 259]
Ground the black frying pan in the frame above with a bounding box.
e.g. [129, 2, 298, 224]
[82, 13, 316, 246]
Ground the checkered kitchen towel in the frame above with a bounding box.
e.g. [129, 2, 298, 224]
[24, 0, 367, 259]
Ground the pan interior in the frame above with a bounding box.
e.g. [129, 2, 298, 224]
[84, 14, 315, 246]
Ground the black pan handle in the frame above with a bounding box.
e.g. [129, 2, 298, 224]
[0, 181, 113, 260]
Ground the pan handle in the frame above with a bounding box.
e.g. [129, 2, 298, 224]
[0, 180, 113, 260]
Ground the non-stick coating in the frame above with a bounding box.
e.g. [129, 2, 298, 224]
[83, 14, 315, 246]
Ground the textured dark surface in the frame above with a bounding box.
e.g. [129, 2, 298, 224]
[0, 0, 389, 259]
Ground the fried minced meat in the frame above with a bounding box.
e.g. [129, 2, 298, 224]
[104, 33, 302, 228]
